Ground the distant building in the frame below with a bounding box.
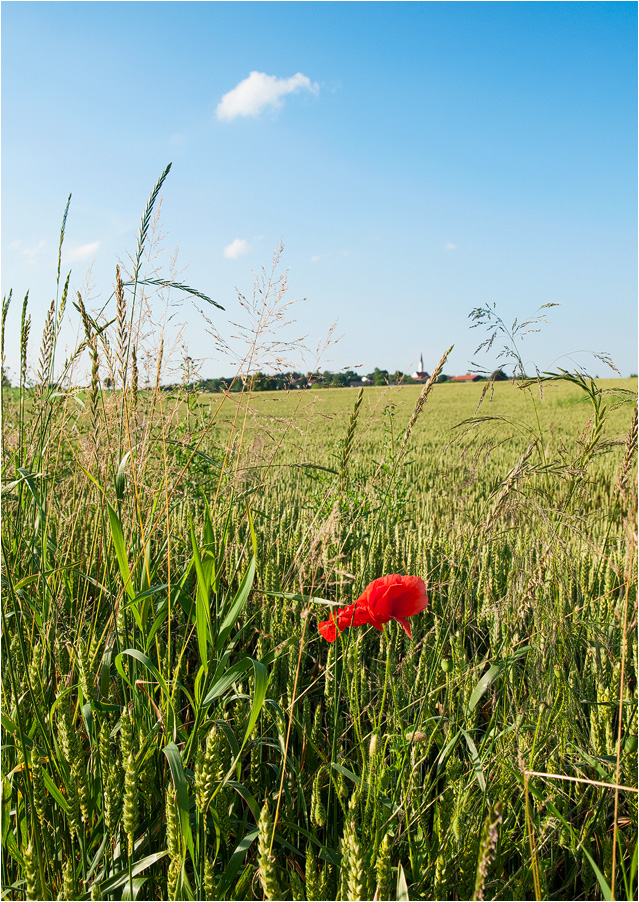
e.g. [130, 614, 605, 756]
[411, 353, 430, 382]
[450, 374, 482, 382]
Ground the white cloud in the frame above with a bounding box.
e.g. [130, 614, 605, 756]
[223, 238, 250, 260]
[311, 253, 329, 263]
[445, 243, 458, 251]
[216, 71, 319, 120]
[67, 241, 100, 262]
[9, 239, 48, 265]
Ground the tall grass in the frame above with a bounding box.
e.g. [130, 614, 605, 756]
[1, 169, 637, 901]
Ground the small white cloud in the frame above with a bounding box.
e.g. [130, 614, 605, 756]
[311, 253, 329, 263]
[67, 241, 100, 262]
[21, 240, 47, 265]
[445, 243, 458, 251]
[216, 71, 319, 120]
[223, 238, 250, 260]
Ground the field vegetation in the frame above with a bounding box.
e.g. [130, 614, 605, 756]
[1, 170, 637, 901]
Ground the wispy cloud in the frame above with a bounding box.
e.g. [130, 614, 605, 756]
[445, 243, 458, 251]
[9, 239, 47, 264]
[216, 71, 319, 121]
[67, 241, 101, 262]
[223, 238, 250, 259]
[311, 250, 350, 264]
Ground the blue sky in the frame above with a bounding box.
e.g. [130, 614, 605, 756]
[2, 1, 637, 382]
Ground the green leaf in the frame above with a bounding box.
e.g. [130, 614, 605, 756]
[218, 829, 259, 896]
[460, 728, 486, 792]
[467, 647, 530, 714]
[397, 862, 410, 902]
[42, 768, 69, 813]
[467, 663, 505, 714]
[106, 500, 136, 604]
[240, 658, 269, 747]
[163, 742, 195, 861]
[202, 657, 254, 708]
[95, 851, 168, 894]
[216, 556, 256, 651]
[581, 845, 612, 901]
[190, 517, 212, 672]
[115, 649, 169, 698]
[121, 877, 147, 900]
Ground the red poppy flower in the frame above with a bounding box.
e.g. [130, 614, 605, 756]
[318, 574, 428, 642]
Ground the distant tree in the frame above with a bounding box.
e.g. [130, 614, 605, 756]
[1, 368, 11, 388]
[371, 368, 389, 386]
[490, 369, 509, 381]
[437, 373, 450, 383]
[252, 372, 276, 391]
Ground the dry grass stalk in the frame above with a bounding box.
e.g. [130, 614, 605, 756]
[615, 401, 638, 500]
[484, 441, 535, 532]
[399, 345, 453, 458]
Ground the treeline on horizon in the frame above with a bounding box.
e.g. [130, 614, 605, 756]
[164, 366, 511, 393]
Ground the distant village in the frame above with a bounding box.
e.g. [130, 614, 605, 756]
[184, 355, 510, 393]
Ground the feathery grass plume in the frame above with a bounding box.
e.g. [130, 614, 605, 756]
[1, 290, 10, 376]
[399, 345, 453, 458]
[615, 401, 638, 500]
[116, 264, 128, 385]
[257, 801, 282, 901]
[76, 292, 101, 448]
[56, 193, 71, 288]
[131, 345, 139, 416]
[483, 441, 535, 533]
[19, 291, 31, 386]
[133, 163, 172, 286]
[56, 271, 70, 337]
[339, 386, 364, 504]
[36, 298, 57, 387]
[472, 802, 503, 901]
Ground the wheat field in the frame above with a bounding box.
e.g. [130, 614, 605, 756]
[1, 175, 636, 901]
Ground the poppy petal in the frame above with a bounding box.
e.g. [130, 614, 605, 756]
[393, 617, 412, 637]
